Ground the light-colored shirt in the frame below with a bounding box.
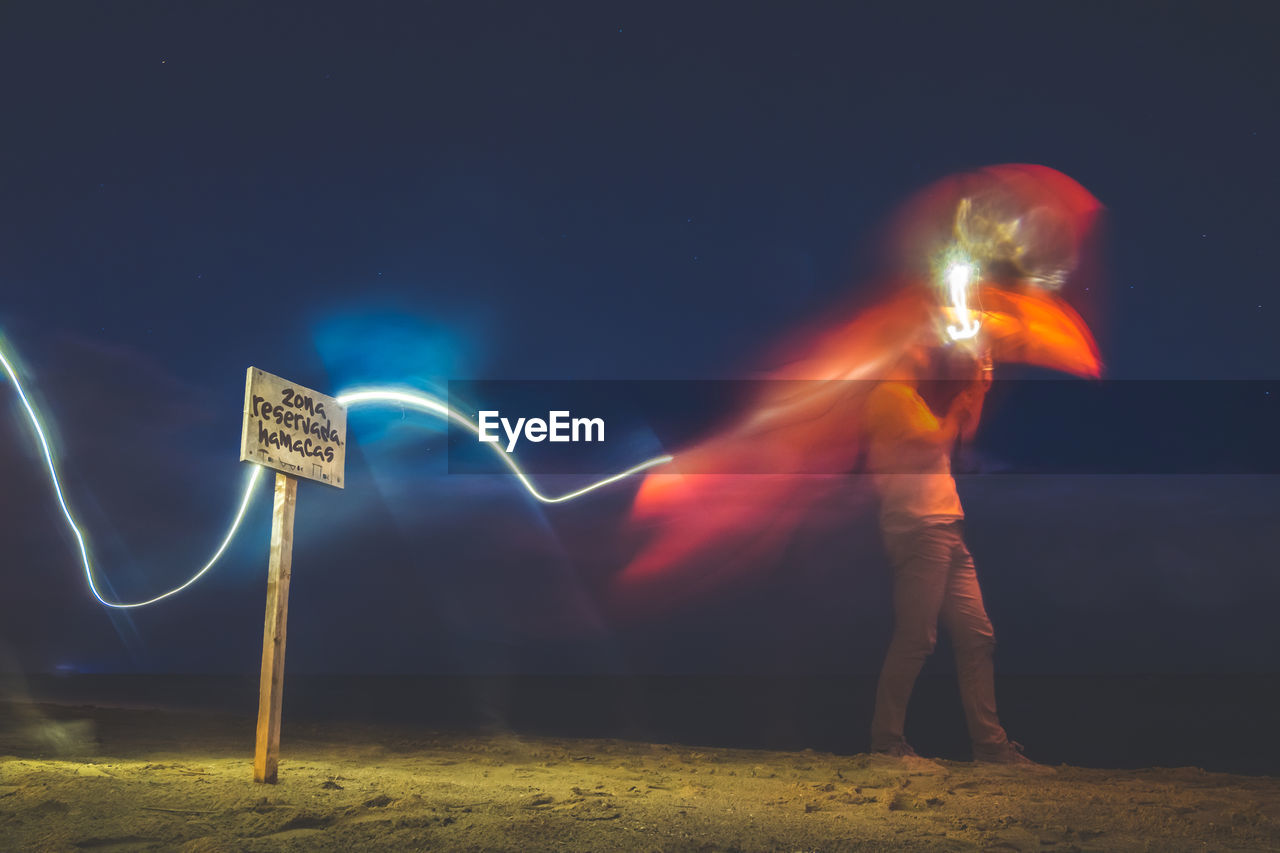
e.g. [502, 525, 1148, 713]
[863, 381, 963, 534]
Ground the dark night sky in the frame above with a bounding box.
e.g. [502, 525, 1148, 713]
[0, 2, 1277, 676]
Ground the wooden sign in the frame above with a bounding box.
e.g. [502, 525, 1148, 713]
[239, 368, 347, 783]
[240, 367, 347, 488]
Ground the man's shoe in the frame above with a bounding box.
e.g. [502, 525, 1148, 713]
[973, 740, 1055, 773]
[871, 738, 919, 758]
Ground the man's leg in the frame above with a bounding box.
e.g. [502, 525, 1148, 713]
[939, 531, 1008, 750]
[870, 525, 952, 751]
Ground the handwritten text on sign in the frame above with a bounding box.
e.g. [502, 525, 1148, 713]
[239, 368, 347, 488]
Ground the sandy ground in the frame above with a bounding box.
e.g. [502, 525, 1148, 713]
[3, 704, 1280, 852]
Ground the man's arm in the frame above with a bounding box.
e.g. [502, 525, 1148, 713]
[866, 383, 962, 456]
[865, 361, 990, 458]
[954, 349, 993, 443]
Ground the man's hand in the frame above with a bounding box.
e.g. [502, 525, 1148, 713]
[977, 349, 994, 391]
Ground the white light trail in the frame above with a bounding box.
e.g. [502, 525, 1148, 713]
[0, 339, 671, 609]
[335, 388, 671, 504]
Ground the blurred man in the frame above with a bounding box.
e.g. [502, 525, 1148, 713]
[864, 341, 1043, 768]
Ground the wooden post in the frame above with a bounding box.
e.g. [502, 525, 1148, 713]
[254, 472, 297, 784]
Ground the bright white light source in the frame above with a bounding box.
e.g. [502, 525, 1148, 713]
[944, 261, 982, 341]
